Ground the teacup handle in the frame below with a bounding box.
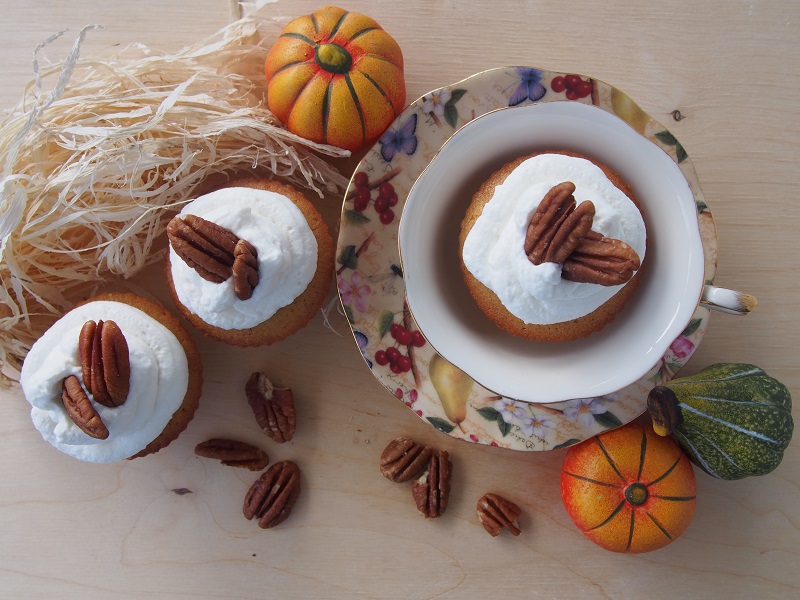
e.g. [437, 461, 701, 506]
[700, 285, 757, 315]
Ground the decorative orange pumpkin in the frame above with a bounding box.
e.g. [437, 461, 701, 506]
[560, 421, 696, 553]
[264, 6, 406, 152]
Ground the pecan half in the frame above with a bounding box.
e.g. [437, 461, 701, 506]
[79, 320, 130, 407]
[61, 375, 109, 439]
[232, 239, 259, 300]
[167, 214, 238, 283]
[243, 460, 301, 529]
[524, 182, 595, 265]
[380, 436, 433, 483]
[477, 492, 522, 537]
[562, 230, 641, 286]
[194, 438, 269, 471]
[411, 450, 452, 519]
[245, 372, 296, 443]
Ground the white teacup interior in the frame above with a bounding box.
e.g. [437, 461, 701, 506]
[399, 101, 705, 403]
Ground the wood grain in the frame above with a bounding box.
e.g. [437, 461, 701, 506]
[1, 1, 798, 598]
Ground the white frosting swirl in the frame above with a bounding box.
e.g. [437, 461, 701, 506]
[169, 187, 317, 330]
[462, 154, 646, 325]
[20, 301, 189, 462]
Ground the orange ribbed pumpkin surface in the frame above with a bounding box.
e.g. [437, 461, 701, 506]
[560, 421, 697, 553]
[264, 5, 406, 152]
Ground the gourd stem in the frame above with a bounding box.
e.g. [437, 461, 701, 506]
[647, 386, 682, 436]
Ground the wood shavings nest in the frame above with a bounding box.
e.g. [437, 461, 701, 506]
[0, 19, 350, 383]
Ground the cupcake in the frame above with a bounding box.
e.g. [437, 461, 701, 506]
[19, 293, 202, 462]
[165, 179, 334, 346]
[459, 151, 646, 342]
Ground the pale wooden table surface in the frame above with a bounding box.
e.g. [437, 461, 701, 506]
[1, 1, 798, 598]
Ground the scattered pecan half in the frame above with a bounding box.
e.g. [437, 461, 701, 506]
[380, 436, 433, 483]
[243, 460, 301, 529]
[232, 239, 259, 301]
[245, 372, 296, 443]
[477, 492, 522, 537]
[194, 438, 269, 471]
[167, 214, 238, 283]
[79, 319, 130, 407]
[411, 450, 452, 519]
[562, 230, 641, 286]
[61, 375, 109, 439]
[524, 182, 595, 265]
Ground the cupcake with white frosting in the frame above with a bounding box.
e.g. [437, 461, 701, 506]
[459, 151, 647, 342]
[20, 293, 202, 462]
[165, 179, 334, 346]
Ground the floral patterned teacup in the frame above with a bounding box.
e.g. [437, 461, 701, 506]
[399, 101, 754, 404]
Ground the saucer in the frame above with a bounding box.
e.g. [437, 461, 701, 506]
[336, 66, 716, 451]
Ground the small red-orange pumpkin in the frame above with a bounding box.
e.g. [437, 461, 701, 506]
[560, 421, 697, 553]
[264, 6, 406, 152]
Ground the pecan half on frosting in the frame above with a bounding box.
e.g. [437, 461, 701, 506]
[167, 214, 238, 283]
[525, 182, 640, 286]
[78, 319, 130, 407]
[524, 181, 595, 265]
[562, 230, 641, 286]
[61, 375, 109, 440]
[232, 239, 259, 301]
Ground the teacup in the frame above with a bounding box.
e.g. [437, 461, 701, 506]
[399, 101, 754, 403]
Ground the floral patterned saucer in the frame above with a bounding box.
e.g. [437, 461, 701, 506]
[336, 67, 717, 451]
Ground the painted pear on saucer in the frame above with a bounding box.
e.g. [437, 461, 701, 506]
[429, 354, 474, 424]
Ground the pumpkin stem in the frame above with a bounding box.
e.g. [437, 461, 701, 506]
[315, 43, 353, 75]
[624, 482, 649, 506]
[647, 386, 683, 436]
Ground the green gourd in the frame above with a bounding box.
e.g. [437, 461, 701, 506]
[647, 363, 793, 480]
